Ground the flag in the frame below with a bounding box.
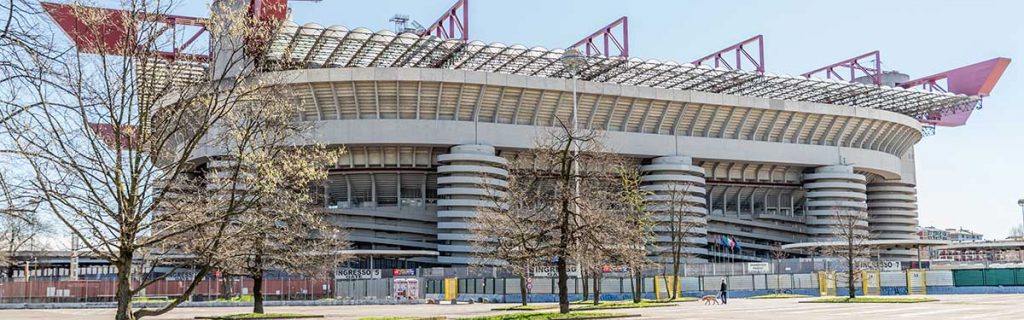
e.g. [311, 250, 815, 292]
[735, 239, 743, 251]
[729, 236, 736, 250]
[719, 235, 729, 247]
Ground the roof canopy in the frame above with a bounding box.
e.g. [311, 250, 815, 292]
[262, 22, 980, 121]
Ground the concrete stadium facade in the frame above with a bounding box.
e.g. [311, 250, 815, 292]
[198, 67, 927, 265]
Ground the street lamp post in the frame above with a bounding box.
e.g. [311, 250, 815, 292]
[1019, 198, 1024, 262]
[560, 48, 584, 203]
[1017, 198, 1024, 238]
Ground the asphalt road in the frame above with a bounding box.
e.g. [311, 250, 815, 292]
[2, 294, 1022, 319]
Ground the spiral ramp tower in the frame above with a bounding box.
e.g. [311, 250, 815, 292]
[802, 165, 869, 241]
[435, 145, 508, 265]
[867, 181, 920, 259]
[640, 156, 709, 262]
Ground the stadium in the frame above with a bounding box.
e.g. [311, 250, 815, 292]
[46, 0, 1010, 267]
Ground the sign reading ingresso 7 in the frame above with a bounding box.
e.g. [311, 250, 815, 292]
[335, 268, 382, 280]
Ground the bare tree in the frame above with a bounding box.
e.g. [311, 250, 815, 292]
[770, 243, 787, 294]
[0, 1, 331, 319]
[650, 182, 701, 301]
[0, 0, 61, 224]
[472, 159, 555, 307]
[823, 208, 872, 298]
[476, 118, 636, 313]
[0, 213, 49, 277]
[218, 142, 351, 314]
[1009, 224, 1023, 239]
[615, 167, 654, 303]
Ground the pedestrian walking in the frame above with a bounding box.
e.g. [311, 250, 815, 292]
[719, 278, 728, 304]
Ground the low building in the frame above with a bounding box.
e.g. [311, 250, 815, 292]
[934, 240, 1024, 262]
[918, 226, 950, 240]
[947, 228, 984, 242]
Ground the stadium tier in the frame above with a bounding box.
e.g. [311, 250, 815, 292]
[45, 0, 1009, 266]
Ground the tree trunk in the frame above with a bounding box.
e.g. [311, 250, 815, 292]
[633, 269, 642, 303]
[592, 272, 601, 305]
[628, 269, 637, 302]
[581, 270, 589, 302]
[519, 275, 528, 306]
[253, 273, 265, 314]
[114, 250, 134, 320]
[671, 250, 681, 300]
[221, 276, 232, 300]
[557, 189, 572, 314]
[848, 244, 856, 298]
[556, 257, 569, 313]
[776, 262, 781, 293]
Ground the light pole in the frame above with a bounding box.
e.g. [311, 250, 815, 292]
[560, 48, 584, 201]
[1017, 198, 1024, 238]
[1018, 198, 1024, 262]
[560, 48, 583, 132]
[560, 48, 585, 286]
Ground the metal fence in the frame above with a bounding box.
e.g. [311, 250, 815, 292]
[0, 264, 1003, 303]
[0, 278, 333, 303]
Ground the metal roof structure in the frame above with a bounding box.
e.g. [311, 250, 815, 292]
[262, 22, 980, 122]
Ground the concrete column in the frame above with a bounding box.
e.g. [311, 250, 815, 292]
[868, 181, 920, 259]
[435, 145, 508, 265]
[802, 165, 868, 241]
[209, 0, 254, 79]
[640, 156, 709, 262]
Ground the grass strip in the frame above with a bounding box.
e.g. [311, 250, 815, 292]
[645, 297, 698, 303]
[801, 297, 938, 303]
[357, 317, 445, 320]
[491, 305, 559, 311]
[461, 312, 635, 320]
[196, 313, 323, 319]
[496, 301, 673, 312]
[210, 295, 255, 303]
[571, 301, 676, 310]
[131, 297, 171, 303]
[748, 294, 810, 299]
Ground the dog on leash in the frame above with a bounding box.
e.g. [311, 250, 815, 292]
[700, 295, 720, 305]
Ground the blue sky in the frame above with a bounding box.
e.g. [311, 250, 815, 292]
[173, 0, 1024, 238]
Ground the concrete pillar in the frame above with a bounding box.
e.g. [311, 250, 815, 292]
[435, 145, 508, 265]
[868, 181, 920, 259]
[209, 0, 254, 79]
[640, 156, 709, 262]
[802, 165, 868, 241]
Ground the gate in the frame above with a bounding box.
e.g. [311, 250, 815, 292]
[817, 271, 836, 296]
[906, 269, 927, 295]
[653, 276, 679, 300]
[443, 277, 458, 301]
[861, 271, 881, 296]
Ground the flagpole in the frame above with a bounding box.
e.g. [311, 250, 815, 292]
[712, 241, 717, 264]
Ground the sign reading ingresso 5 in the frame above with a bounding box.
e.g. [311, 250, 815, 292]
[532, 265, 581, 278]
[335, 268, 382, 280]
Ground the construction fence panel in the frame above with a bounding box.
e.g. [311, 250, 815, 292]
[680, 277, 700, 291]
[727, 275, 754, 291]
[926, 270, 954, 286]
[880, 272, 907, 287]
[600, 278, 622, 293]
[504, 278, 520, 294]
[984, 269, 1016, 286]
[532, 278, 553, 294]
[765, 274, 794, 289]
[834, 273, 851, 288]
[752, 274, 768, 290]
[793, 273, 817, 289]
[953, 269, 985, 286]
